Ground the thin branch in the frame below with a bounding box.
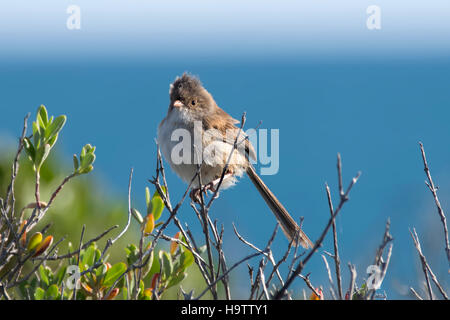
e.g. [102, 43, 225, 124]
[326, 182, 343, 299]
[259, 267, 270, 300]
[410, 287, 423, 300]
[419, 142, 450, 265]
[347, 263, 357, 300]
[366, 219, 394, 300]
[298, 273, 321, 299]
[4, 113, 29, 216]
[321, 254, 337, 299]
[410, 228, 448, 300]
[111, 168, 133, 244]
[73, 225, 85, 300]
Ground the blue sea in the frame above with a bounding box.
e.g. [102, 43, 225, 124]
[1, 57, 449, 299]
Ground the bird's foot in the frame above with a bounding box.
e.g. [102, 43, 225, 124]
[190, 172, 233, 203]
[190, 181, 216, 203]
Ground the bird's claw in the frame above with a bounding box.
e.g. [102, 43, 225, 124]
[190, 182, 217, 203]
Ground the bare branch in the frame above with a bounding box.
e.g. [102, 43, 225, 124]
[4, 113, 29, 216]
[111, 168, 133, 244]
[326, 182, 343, 299]
[410, 287, 423, 300]
[410, 228, 448, 300]
[298, 273, 321, 299]
[366, 219, 394, 300]
[347, 263, 357, 300]
[419, 142, 450, 266]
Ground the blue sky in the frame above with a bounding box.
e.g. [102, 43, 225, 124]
[1, 1, 450, 60]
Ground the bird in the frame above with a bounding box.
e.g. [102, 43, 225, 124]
[157, 73, 313, 248]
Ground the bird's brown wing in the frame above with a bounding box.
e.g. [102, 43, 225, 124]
[202, 105, 256, 161]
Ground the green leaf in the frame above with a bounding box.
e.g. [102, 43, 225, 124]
[139, 279, 145, 296]
[131, 208, 144, 224]
[94, 248, 102, 263]
[39, 265, 49, 287]
[159, 251, 173, 281]
[96, 263, 108, 283]
[103, 262, 127, 287]
[32, 122, 40, 149]
[145, 187, 151, 214]
[180, 250, 194, 270]
[151, 195, 164, 221]
[167, 272, 187, 288]
[80, 144, 87, 159]
[32, 120, 39, 136]
[45, 284, 59, 300]
[45, 115, 66, 142]
[34, 143, 51, 170]
[80, 152, 95, 169]
[27, 232, 43, 251]
[73, 154, 79, 171]
[78, 165, 94, 174]
[23, 137, 36, 162]
[34, 287, 45, 300]
[148, 253, 160, 278]
[125, 244, 139, 265]
[82, 244, 96, 267]
[38, 105, 49, 127]
[141, 249, 154, 279]
[55, 266, 67, 286]
[77, 144, 96, 174]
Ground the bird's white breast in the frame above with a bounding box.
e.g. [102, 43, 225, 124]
[157, 108, 247, 189]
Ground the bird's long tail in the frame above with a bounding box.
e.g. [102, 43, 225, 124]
[246, 165, 313, 248]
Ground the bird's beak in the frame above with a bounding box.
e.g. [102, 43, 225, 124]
[173, 100, 184, 109]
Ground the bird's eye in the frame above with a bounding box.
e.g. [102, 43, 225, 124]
[191, 100, 196, 106]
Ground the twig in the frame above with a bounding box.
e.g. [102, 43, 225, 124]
[326, 182, 343, 299]
[419, 142, 450, 265]
[298, 273, 321, 299]
[410, 287, 423, 300]
[366, 219, 393, 300]
[111, 168, 133, 244]
[4, 113, 29, 217]
[410, 228, 448, 300]
[347, 263, 357, 300]
[149, 232, 207, 265]
[259, 267, 270, 300]
[321, 254, 337, 299]
[196, 166, 217, 299]
[263, 237, 295, 289]
[73, 225, 85, 300]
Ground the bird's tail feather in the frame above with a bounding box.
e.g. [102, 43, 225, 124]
[246, 165, 313, 249]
